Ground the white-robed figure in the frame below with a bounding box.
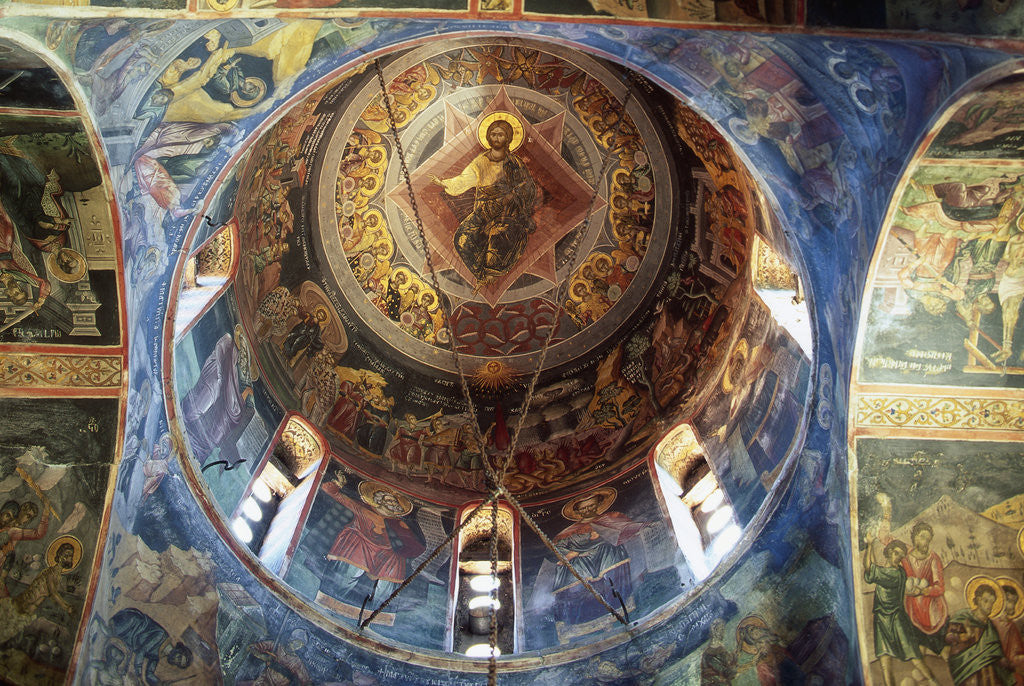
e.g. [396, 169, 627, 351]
[180, 325, 257, 466]
[433, 114, 537, 286]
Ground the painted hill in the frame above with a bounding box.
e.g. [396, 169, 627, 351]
[892, 495, 1021, 569]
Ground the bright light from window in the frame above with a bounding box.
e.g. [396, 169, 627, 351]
[231, 517, 253, 543]
[468, 596, 501, 611]
[465, 644, 501, 658]
[715, 523, 742, 552]
[242, 497, 263, 522]
[685, 472, 718, 507]
[251, 479, 273, 503]
[699, 487, 725, 513]
[469, 575, 500, 593]
[705, 506, 734, 535]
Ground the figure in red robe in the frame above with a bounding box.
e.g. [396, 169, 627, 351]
[321, 478, 424, 605]
[900, 521, 948, 651]
[994, 582, 1024, 686]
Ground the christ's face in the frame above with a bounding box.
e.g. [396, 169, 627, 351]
[487, 124, 510, 151]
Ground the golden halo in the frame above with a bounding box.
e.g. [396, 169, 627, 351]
[390, 266, 412, 289]
[996, 576, 1024, 620]
[478, 112, 525, 152]
[736, 615, 769, 654]
[357, 480, 413, 517]
[965, 575, 1004, 617]
[1017, 526, 1024, 558]
[562, 487, 617, 521]
[46, 248, 87, 283]
[47, 534, 84, 572]
[721, 338, 749, 394]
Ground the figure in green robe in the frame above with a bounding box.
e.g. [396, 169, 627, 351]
[946, 582, 1013, 686]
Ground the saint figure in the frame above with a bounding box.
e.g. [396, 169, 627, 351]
[946, 580, 1014, 686]
[321, 477, 425, 605]
[435, 116, 537, 286]
[550, 488, 648, 627]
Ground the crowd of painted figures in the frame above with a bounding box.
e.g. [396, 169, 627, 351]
[861, 495, 1024, 686]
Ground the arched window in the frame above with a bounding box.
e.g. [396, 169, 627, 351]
[451, 503, 516, 657]
[174, 220, 238, 340]
[751, 234, 812, 357]
[229, 415, 327, 574]
[653, 423, 741, 580]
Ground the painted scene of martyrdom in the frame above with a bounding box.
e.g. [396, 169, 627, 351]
[0, 115, 120, 344]
[0, 398, 118, 686]
[283, 467, 455, 651]
[522, 473, 686, 650]
[82, 513, 223, 685]
[855, 438, 1024, 686]
[860, 164, 1024, 387]
[929, 80, 1024, 160]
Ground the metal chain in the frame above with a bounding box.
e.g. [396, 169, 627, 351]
[496, 72, 639, 485]
[364, 60, 638, 676]
[500, 486, 629, 626]
[488, 497, 499, 685]
[372, 59, 488, 461]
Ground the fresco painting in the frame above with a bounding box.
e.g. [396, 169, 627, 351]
[853, 437, 1024, 686]
[860, 163, 1024, 386]
[173, 289, 284, 514]
[282, 461, 455, 650]
[217, 39, 772, 508]
[0, 114, 120, 345]
[0, 14, 1016, 686]
[519, 463, 688, 650]
[0, 398, 118, 686]
[691, 296, 811, 524]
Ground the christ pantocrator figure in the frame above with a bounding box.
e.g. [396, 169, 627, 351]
[433, 114, 538, 288]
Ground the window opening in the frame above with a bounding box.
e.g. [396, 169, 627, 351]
[228, 416, 326, 574]
[452, 504, 515, 657]
[751, 234, 811, 357]
[174, 220, 238, 340]
[654, 423, 741, 580]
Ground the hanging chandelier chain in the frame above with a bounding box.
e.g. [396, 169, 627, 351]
[364, 59, 637, 673]
[496, 71, 639, 485]
[488, 498, 499, 685]
[372, 59, 488, 457]
[499, 486, 629, 626]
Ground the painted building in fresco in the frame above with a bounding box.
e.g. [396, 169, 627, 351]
[0, 1, 1023, 685]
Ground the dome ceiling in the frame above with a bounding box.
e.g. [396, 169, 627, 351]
[226, 38, 761, 503]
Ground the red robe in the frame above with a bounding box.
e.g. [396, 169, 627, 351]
[322, 482, 423, 583]
[901, 551, 948, 635]
[994, 615, 1024, 686]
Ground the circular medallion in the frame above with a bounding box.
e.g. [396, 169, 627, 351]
[316, 39, 675, 375]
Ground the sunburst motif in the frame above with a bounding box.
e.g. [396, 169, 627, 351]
[471, 360, 520, 392]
